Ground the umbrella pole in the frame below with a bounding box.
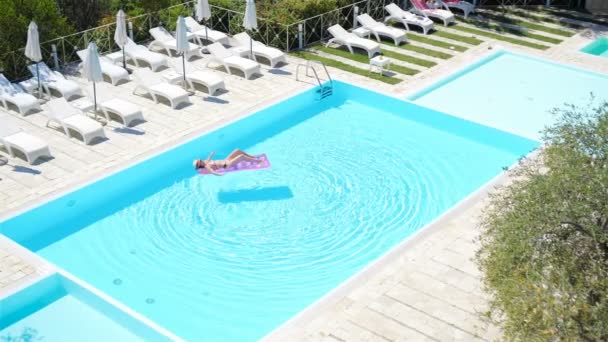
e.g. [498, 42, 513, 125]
[182, 54, 187, 89]
[205, 21, 209, 42]
[93, 82, 98, 119]
[122, 48, 126, 70]
[250, 36, 253, 60]
[36, 63, 41, 99]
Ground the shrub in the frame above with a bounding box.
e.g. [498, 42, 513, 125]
[477, 100, 608, 340]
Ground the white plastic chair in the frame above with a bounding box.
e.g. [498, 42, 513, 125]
[232, 32, 287, 67]
[132, 68, 190, 109]
[0, 119, 51, 164]
[205, 43, 261, 80]
[46, 98, 106, 144]
[326, 24, 381, 58]
[356, 13, 407, 45]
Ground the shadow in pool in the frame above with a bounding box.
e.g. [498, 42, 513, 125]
[218, 186, 293, 203]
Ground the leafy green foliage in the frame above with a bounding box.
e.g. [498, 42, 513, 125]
[0, 0, 73, 55]
[56, 0, 109, 31]
[477, 101, 608, 341]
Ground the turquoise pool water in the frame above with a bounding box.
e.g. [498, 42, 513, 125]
[409, 51, 608, 141]
[0, 274, 169, 341]
[1, 82, 538, 340]
[581, 37, 608, 58]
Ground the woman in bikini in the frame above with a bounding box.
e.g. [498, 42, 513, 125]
[193, 149, 260, 176]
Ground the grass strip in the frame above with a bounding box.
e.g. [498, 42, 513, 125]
[407, 34, 468, 52]
[434, 30, 484, 45]
[380, 49, 436, 68]
[457, 18, 563, 44]
[451, 25, 549, 50]
[487, 7, 585, 30]
[291, 51, 402, 85]
[477, 11, 575, 37]
[314, 45, 425, 73]
[395, 43, 453, 59]
[538, 7, 608, 27]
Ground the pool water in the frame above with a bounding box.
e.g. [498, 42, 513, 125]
[1, 82, 538, 340]
[581, 37, 608, 58]
[409, 51, 608, 141]
[0, 274, 169, 341]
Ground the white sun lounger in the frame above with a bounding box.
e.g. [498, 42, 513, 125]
[184, 17, 229, 45]
[384, 3, 435, 35]
[132, 68, 190, 109]
[85, 84, 144, 127]
[46, 98, 105, 144]
[170, 60, 225, 95]
[356, 13, 407, 45]
[410, 0, 455, 26]
[0, 119, 51, 164]
[440, 0, 475, 18]
[76, 50, 130, 85]
[0, 74, 41, 115]
[232, 32, 287, 68]
[326, 24, 381, 58]
[205, 43, 261, 80]
[149, 27, 203, 60]
[124, 39, 169, 72]
[28, 63, 83, 100]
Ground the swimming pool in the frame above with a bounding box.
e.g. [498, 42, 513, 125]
[409, 51, 608, 141]
[0, 81, 538, 340]
[0, 273, 171, 341]
[581, 37, 608, 58]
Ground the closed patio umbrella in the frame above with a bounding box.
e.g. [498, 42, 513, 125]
[82, 42, 103, 117]
[195, 0, 212, 41]
[25, 22, 43, 99]
[243, 0, 258, 60]
[114, 10, 129, 69]
[176, 16, 189, 89]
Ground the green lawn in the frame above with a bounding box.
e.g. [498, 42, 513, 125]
[433, 30, 484, 45]
[393, 43, 453, 59]
[407, 34, 468, 52]
[380, 49, 436, 68]
[487, 7, 585, 30]
[538, 7, 608, 27]
[291, 51, 403, 85]
[477, 11, 575, 37]
[451, 25, 550, 50]
[313, 46, 422, 75]
[457, 18, 563, 44]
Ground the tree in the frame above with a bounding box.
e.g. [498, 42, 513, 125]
[0, 0, 73, 78]
[56, 0, 109, 31]
[477, 99, 608, 340]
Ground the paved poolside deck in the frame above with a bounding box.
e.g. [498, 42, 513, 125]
[1, 25, 607, 340]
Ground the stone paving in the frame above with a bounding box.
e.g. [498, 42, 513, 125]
[0, 20, 607, 341]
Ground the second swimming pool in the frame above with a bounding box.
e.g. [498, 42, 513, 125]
[409, 51, 608, 141]
[1, 81, 538, 340]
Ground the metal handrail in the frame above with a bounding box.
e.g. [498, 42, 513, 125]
[296, 63, 322, 87]
[296, 60, 333, 90]
[306, 60, 332, 86]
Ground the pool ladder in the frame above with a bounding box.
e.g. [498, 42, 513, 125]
[296, 60, 333, 100]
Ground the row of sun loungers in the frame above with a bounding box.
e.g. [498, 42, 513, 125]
[326, 1, 475, 58]
[0, 18, 287, 165]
